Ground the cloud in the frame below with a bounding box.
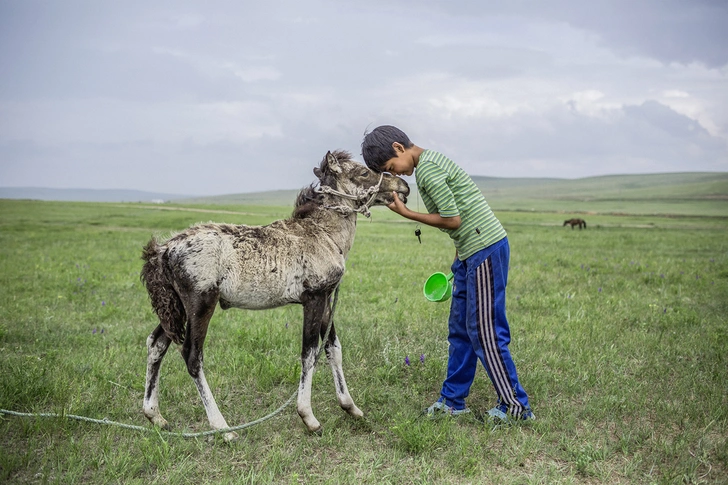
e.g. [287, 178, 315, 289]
[380, 0, 728, 67]
[0, 0, 725, 195]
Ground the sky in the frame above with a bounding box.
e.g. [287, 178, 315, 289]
[1, 0, 727, 196]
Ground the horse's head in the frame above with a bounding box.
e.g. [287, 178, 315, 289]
[314, 150, 410, 215]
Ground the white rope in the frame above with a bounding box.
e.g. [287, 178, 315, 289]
[1, 286, 341, 439]
[315, 172, 384, 218]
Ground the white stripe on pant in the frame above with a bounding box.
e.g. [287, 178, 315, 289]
[475, 259, 525, 417]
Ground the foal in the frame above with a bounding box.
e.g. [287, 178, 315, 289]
[140, 151, 409, 440]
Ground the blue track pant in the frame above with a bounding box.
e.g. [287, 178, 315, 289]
[440, 237, 531, 417]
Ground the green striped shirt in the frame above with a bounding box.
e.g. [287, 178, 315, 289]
[415, 149, 506, 260]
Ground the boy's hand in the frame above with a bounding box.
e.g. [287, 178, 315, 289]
[387, 191, 408, 215]
[387, 191, 462, 230]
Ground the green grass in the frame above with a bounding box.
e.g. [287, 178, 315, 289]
[1, 199, 727, 484]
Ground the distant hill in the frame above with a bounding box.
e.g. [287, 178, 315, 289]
[178, 172, 728, 213]
[0, 187, 195, 203]
[2, 173, 726, 217]
[471, 172, 728, 216]
[181, 189, 302, 206]
[471, 172, 728, 201]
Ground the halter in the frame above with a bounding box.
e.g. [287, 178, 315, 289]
[314, 171, 384, 218]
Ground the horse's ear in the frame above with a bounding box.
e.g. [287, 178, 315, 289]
[325, 151, 342, 174]
[313, 167, 323, 179]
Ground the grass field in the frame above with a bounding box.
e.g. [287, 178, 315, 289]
[1, 196, 727, 484]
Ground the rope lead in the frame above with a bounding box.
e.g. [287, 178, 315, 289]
[1, 285, 341, 439]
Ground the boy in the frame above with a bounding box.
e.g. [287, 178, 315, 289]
[361, 125, 534, 422]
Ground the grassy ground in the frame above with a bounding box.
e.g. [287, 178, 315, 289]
[1, 199, 727, 484]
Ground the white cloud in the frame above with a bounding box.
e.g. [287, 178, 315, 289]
[0, 99, 282, 145]
[228, 65, 281, 83]
[171, 14, 205, 29]
[0, 0, 725, 194]
[662, 90, 690, 98]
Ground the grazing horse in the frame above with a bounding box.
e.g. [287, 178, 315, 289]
[140, 150, 409, 440]
[563, 218, 587, 230]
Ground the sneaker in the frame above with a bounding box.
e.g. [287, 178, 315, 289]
[486, 406, 508, 422]
[425, 399, 471, 418]
[486, 406, 536, 423]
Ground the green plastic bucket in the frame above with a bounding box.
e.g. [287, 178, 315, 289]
[423, 272, 454, 302]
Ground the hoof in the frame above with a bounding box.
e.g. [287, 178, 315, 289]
[345, 405, 364, 419]
[299, 413, 321, 434]
[223, 431, 239, 442]
[148, 415, 171, 431]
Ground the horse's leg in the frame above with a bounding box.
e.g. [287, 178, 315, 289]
[323, 320, 364, 419]
[297, 292, 327, 432]
[181, 288, 238, 441]
[143, 324, 172, 429]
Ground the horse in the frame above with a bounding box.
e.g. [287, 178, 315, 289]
[563, 218, 587, 230]
[140, 150, 409, 440]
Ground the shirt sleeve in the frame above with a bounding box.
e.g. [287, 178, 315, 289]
[418, 161, 459, 218]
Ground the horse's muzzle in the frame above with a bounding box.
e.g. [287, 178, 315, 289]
[400, 180, 410, 203]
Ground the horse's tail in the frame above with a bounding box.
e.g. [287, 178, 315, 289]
[141, 239, 186, 344]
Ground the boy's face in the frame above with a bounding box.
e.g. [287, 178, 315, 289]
[381, 142, 416, 176]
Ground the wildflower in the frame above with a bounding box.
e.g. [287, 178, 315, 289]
[598, 288, 602, 292]
[420, 354, 425, 364]
[101, 301, 106, 306]
[405, 356, 410, 366]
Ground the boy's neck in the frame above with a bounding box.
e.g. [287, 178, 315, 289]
[411, 145, 425, 167]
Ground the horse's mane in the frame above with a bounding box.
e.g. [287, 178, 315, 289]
[292, 184, 322, 219]
[292, 150, 353, 219]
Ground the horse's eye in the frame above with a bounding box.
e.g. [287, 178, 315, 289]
[360, 170, 370, 177]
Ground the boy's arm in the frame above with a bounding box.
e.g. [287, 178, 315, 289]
[387, 191, 461, 230]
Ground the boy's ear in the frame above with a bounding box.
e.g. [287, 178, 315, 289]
[392, 142, 405, 154]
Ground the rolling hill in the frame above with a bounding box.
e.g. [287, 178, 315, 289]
[180, 172, 728, 217]
[0, 187, 194, 203]
[2, 172, 726, 217]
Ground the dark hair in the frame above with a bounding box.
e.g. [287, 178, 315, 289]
[361, 125, 413, 172]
